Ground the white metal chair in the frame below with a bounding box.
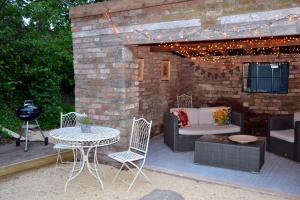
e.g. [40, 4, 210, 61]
[177, 94, 193, 108]
[108, 117, 152, 191]
[54, 112, 86, 169]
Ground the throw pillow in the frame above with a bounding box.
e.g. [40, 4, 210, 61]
[171, 110, 189, 128]
[213, 107, 230, 125]
[171, 111, 182, 128]
[178, 110, 189, 127]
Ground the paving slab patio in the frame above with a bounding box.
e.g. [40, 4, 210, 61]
[0, 142, 56, 167]
[145, 135, 300, 198]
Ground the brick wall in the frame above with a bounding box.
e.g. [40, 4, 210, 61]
[131, 46, 193, 136]
[74, 44, 139, 151]
[70, 1, 300, 45]
[180, 54, 300, 135]
[70, 0, 300, 158]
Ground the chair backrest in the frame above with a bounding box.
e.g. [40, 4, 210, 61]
[60, 112, 86, 128]
[177, 94, 193, 108]
[129, 117, 152, 155]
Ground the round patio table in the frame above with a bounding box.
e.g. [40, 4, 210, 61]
[49, 126, 120, 191]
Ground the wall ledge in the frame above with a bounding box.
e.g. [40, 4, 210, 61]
[69, 0, 191, 19]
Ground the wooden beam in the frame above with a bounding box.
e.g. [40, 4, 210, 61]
[149, 37, 300, 58]
[150, 46, 174, 52]
[178, 37, 300, 49]
[150, 36, 300, 52]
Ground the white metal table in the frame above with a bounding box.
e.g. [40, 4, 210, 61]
[49, 126, 120, 191]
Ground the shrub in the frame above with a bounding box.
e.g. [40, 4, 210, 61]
[0, 125, 13, 144]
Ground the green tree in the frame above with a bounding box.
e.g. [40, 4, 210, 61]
[0, 0, 105, 130]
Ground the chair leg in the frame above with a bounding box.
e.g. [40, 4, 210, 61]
[127, 167, 142, 191]
[127, 161, 150, 191]
[112, 163, 125, 184]
[139, 170, 151, 183]
[72, 149, 77, 169]
[129, 161, 150, 182]
[68, 149, 78, 178]
[56, 148, 77, 171]
[55, 149, 62, 171]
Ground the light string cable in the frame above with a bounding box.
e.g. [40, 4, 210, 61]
[103, 9, 300, 62]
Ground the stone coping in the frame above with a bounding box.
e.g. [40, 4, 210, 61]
[0, 151, 73, 177]
[69, 0, 189, 19]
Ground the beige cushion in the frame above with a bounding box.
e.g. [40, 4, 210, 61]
[270, 129, 294, 143]
[179, 124, 240, 136]
[185, 108, 199, 125]
[170, 108, 199, 125]
[294, 112, 300, 125]
[198, 107, 229, 125]
[170, 108, 182, 113]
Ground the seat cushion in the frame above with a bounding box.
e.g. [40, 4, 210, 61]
[179, 124, 240, 136]
[185, 108, 199, 125]
[270, 129, 294, 143]
[294, 112, 300, 124]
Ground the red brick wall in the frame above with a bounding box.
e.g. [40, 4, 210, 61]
[132, 46, 192, 136]
[70, 0, 300, 155]
[180, 54, 300, 135]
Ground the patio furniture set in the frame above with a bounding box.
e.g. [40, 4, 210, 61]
[49, 113, 152, 192]
[164, 94, 300, 172]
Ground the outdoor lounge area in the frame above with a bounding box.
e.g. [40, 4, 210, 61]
[145, 135, 300, 197]
[1, 0, 300, 200]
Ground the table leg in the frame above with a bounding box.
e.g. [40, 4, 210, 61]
[93, 146, 106, 177]
[86, 147, 104, 190]
[64, 147, 104, 192]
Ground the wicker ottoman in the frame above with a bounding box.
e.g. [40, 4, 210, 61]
[194, 136, 265, 172]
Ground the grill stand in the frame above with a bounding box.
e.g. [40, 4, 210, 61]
[16, 120, 48, 152]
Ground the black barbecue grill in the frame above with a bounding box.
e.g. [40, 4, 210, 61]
[16, 100, 48, 152]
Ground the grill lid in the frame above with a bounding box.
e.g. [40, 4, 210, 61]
[16, 100, 41, 121]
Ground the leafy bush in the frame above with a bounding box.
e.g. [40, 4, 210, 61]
[0, 0, 108, 131]
[0, 98, 22, 132]
[0, 125, 13, 144]
[0, 1, 77, 130]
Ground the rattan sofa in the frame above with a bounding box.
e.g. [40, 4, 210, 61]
[164, 107, 244, 151]
[267, 114, 300, 162]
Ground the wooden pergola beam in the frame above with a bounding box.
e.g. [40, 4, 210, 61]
[149, 36, 300, 58]
[149, 36, 300, 54]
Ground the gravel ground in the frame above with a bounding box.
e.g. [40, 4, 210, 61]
[0, 164, 290, 200]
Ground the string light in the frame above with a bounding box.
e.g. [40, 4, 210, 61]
[103, 10, 300, 63]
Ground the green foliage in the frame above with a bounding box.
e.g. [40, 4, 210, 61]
[0, 125, 13, 144]
[80, 117, 94, 125]
[0, 0, 104, 130]
[0, 98, 21, 132]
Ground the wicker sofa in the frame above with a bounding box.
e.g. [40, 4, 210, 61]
[267, 113, 300, 162]
[164, 107, 244, 151]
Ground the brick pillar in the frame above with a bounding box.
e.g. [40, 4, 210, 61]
[74, 44, 139, 160]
